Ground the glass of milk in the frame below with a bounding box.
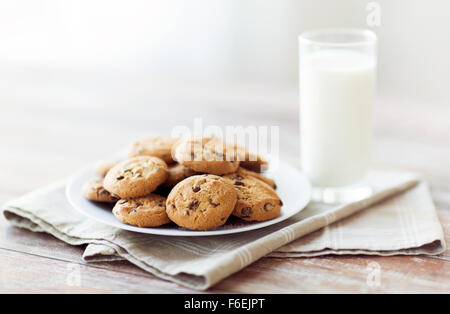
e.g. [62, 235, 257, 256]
[299, 29, 377, 203]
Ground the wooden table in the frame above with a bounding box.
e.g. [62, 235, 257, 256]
[0, 72, 449, 293]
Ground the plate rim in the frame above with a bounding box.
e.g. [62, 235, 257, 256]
[65, 160, 311, 236]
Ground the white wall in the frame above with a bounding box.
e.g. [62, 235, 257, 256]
[0, 0, 448, 107]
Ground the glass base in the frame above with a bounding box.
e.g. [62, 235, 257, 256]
[311, 183, 373, 204]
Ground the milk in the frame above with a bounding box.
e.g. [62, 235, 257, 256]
[300, 49, 375, 187]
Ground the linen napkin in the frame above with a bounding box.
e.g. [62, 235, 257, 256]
[2, 171, 446, 290]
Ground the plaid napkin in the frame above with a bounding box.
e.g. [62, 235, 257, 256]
[2, 170, 445, 290]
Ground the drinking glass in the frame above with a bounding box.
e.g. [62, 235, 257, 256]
[299, 28, 377, 203]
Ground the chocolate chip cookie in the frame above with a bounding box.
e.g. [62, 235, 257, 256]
[82, 178, 119, 203]
[166, 175, 237, 230]
[172, 137, 240, 175]
[94, 160, 119, 177]
[235, 167, 276, 189]
[162, 163, 198, 188]
[128, 136, 178, 164]
[233, 145, 268, 173]
[223, 172, 282, 222]
[113, 194, 170, 227]
[104, 156, 168, 198]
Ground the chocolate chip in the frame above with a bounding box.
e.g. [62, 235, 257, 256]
[98, 188, 110, 196]
[124, 169, 132, 173]
[188, 199, 199, 210]
[220, 217, 226, 221]
[279, 200, 283, 206]
[116, 175, 124, 180]
[209, 198, 220, 207]
[192, 186, 201, 193]
[263, 203, 273, 211]
[184, 209, 190, 216]
[241, 207, 253, 218]
[135, 202, 143, 207]
[234, 181, 245, 187]
[235, 174, 244, 180]
[157, 201, 164, 207]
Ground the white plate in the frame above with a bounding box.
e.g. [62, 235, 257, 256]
[66, 161, 311, 236]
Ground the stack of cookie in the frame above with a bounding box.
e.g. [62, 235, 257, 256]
[82, 136, 283, 231]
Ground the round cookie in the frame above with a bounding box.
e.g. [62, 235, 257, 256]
[235, 167, 276, 189]
[166, 175, 237, 231]
[94, 160, 119, 177]
[172, 137, 239, 175]
[104, 156, 168, 199]
[233, 145, 268, 173]
[162, 163, 198, 188]
[82, 178, 119, 203]
[128, 136, 178, 164]
[223, 173, 282, 222]
[113, 194, 170, 227]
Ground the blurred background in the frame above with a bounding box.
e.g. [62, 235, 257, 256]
[0, 0, 449, 193]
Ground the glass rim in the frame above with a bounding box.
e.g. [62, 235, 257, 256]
[299, 28, 377, 47]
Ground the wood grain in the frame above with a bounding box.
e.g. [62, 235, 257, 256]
[0, 76, 448, 293]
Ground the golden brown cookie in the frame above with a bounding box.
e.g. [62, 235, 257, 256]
[172, 137, 240, 175]
[162, 163, 198, 188]
[104, 156, 168, 199]
[233, 145, 268, 173]
[223, 173, 282, 222]
[112, 194, 170, 227]
[166, 175, 237, 230]
[82, 178, 119, 203]
[94, 160, 119, 177]
[128, 136, 178, 164]
[235, 167, 276, 189]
